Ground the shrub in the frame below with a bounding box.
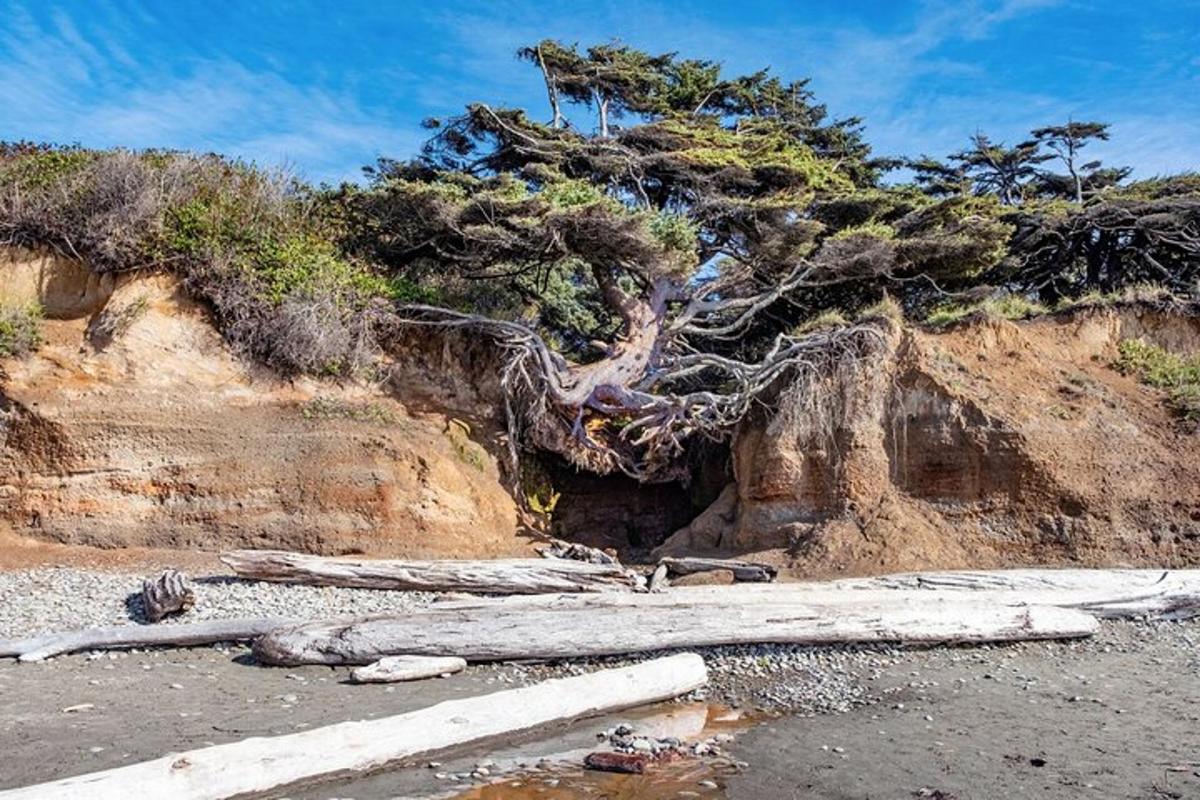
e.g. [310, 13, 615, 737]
[0, 303, 42, 357]
[925, 294, 1047, 328]
[0, 146, 395, 375]
[1115, 339, 1200, 426]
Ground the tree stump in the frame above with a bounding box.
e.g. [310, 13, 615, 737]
[141, 570, 195, 623]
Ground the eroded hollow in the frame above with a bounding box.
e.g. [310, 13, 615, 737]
[534, 446, 730, 560]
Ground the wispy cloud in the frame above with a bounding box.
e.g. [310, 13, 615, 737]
[0, 0, 1194, 180]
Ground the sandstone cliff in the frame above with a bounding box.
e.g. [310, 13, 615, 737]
[0, 247, 523, 558]
[658, 306, 1200, 574]
[3, 246, 1199, 574]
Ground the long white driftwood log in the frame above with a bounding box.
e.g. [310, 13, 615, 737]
[823, 569, 1200, 618]
[219, 550, 644, 594]
[0, 618, 292, 663]
[255, 595, 1098, 666]
[0, 653, 708, 800]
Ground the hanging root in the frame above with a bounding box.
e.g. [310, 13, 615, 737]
[396, 304, 892, 482]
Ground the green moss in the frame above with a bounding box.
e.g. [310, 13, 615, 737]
[1114, 339, 1200, 424]
[0, 303, 43, 357]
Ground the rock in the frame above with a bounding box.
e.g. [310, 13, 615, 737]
[584, 751, 650, 774]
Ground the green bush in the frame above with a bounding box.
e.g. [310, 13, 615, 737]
[1115, 339, 1200, 425]
[0, 304, 43, 357]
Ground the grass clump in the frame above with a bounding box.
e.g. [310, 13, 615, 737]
[300, 396, 396, 424]
[0, 303, 42, 357]
[857, 294, 904, 324]
[1115, 339, 1200, 425]
[794, 309, 848, 335]
[925, 294, 1047, 328]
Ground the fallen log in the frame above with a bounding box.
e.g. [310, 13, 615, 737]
[254, 596, 1098, 666]
[0, 618, 292, 663]
[219, 550, 644, 594]
[0, 653, 708, 800]
[350, 655, 466, 683]
[658, 557, 777, 583]
[141, 569, 195, 623]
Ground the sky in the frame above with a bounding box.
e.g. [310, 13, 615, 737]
[1, 0, 1197, 184]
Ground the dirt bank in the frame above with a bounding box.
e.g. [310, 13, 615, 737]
[0, 247, 526, 559]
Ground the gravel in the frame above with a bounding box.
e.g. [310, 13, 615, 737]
[3, 566, 1197, 720]
[0, 567, 434, 639]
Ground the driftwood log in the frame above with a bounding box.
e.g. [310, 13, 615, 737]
[141, 569, 195, 623]
[219, 550, 644, 594]
[0, 618, 293, 663]
[255, 596, 1098, 665]
[0, 653, 708, 800]
[658, 557, 777, 583]
[350, 655, 466, 683]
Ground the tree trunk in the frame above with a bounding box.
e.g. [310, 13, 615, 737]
[0, 654, 708, 800]
[0, 618, 292, 663]
[535, 45, 563, 129]
[141, 569, 195, 623]
[218, 550, 644, 594]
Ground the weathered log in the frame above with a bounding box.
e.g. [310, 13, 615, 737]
[0, 653, 708, 800]
[658, 557, 777, 583]
[219, 550, 644, 594]
[350, 655, 466, 683]
[141, 569, 195, 623]
[648, 563, 671, 592]
[537, 538, 620, 565]
[254, 595, 1098, 666]
[0, 618, 292, 663]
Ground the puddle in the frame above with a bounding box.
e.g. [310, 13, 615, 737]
[290, 702, 763, 799]
[440, 703, 761, 800]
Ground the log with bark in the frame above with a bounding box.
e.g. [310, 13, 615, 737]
[658, 557, 777, 583]
[140, 569, 195, 623]
[0, 618, 292, 663]
[0, 653, 708, 800]
[254, 593, 1099, 666]
[219, 550, 645, 594]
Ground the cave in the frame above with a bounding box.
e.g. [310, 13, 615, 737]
[540, 445, 730, 559]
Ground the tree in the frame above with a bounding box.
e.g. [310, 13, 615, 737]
[1030, 120, 1115, 204]
[950, 133, 1051, 205]
[342, 43, 902, 478]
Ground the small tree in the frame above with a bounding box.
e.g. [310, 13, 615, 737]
[950, 133, 1050, 205]
[1030, 120, 1116, 204]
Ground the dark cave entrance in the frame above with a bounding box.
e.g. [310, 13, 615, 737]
[536, 444, 730, 560]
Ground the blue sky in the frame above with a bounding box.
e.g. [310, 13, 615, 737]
[2, 1, 1197, 183]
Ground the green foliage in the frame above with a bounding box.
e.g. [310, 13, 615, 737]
[793, 309, 848, 334]
[925, 294, 1047, 328]
[856, 294, 904, 324]
[300, 396, 396, 424]
[1115, 339, 1200, 425]
[0, 303, 42, 357]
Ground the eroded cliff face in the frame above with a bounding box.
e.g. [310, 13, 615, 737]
[658, 308, 1200, 574]
[3, 246, 1199, 573]
[0, 247, 523, 557]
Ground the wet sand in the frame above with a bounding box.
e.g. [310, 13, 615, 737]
[1, 620, 1196, 799]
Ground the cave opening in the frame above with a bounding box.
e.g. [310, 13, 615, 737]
[530, 442, 731, 561]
